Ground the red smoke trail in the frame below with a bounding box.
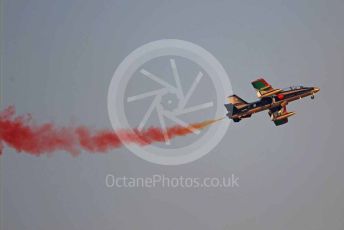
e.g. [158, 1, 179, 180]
[0, 106, 221, 156]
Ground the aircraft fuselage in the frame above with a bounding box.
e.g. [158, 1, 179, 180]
[228, 86, 320, 120]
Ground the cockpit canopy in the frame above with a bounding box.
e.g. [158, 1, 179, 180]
[283, 85, 304, 91]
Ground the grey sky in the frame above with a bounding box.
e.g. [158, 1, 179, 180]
[2, 0, 344, 229]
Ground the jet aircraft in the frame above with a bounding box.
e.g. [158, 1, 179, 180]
[225, 78, 320, 126]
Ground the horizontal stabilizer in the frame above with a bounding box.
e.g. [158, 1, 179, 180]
[224, 103, 239, 116]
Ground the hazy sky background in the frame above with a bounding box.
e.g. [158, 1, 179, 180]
[2, 0, 344, 229]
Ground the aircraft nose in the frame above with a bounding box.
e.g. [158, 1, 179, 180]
[313, 87, 320, 94]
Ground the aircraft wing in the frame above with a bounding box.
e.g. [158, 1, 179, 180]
[251, 78, 282, 98]
[268, 105, 295, 126]
[273, 118, 289, 126]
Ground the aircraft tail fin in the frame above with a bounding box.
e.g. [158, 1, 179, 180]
[226, 94, 248, 109]
[225, 94, 248, 116]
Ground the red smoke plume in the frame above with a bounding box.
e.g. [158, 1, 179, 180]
[0, 106, 220, 156]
